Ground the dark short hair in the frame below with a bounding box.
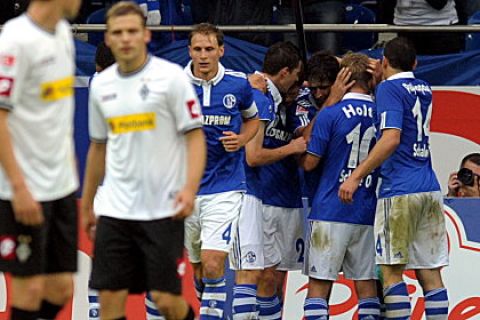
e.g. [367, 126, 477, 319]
[341, 52, 372, 91]
[188, 23, 224, 47]
[306, 51, 339, 84]
[384, 37, 416, 72]
[106, 1, 146, 28]
[262, 41, 301, 76]
[95, 42, 115, 71]
[461, 153, 480, 168]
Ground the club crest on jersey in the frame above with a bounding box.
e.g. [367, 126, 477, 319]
[140, 84, 149, 100]
[223, 94, 236, 109]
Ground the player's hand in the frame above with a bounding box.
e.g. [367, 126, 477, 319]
[326, 67, 355, 107]
[458, 175, 480, 198]
[248, 73, 267, 93]
[288, 136, 307, 155]
[173, 187, 196, 220]
[81, 203, 97, 241]
[367, 58, 382, 86]
[219, 131, 244, 152]
[447, 171, 460, 197]
[12, 186, 43, 226]
[338, 176, 361, 204]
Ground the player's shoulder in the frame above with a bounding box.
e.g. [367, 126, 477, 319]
[148, 56, 187, 80]
[224, 69, 248, 80]
[90, 64, 118, 88]
[223, 69, 250, 88]
[0, 16, 33, 43]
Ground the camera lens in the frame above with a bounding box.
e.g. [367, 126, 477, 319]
[457, 168, 474, 186]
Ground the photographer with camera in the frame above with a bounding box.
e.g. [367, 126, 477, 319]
[447, 153, 480, 197]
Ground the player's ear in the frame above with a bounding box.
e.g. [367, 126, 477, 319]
[412, 59, 418, 71]
[219, 45, 225, 58]
[144, 28, 151, 45]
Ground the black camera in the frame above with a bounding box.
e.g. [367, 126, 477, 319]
[457, 168, 475, 186]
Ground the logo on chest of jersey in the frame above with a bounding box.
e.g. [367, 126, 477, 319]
[107, 112, 156, 134]
[0, 77, 14, 97]
[40, 76, 74, 102]
[101, 93, 117, 102]
[265, 126, 292, 142]
[223, 94, 237, 109]
[202, 114, 231, 126]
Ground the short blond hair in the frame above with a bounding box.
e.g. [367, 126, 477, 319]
[340, 53, 372, 91]
[106, 1, 146, 28]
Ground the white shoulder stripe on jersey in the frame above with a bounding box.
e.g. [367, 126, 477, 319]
[224, 70, 247, 79]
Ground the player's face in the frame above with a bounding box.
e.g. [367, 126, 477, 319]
[308, 80, 332, 106]
[189, 33, 224, 81]
[61, 0, 82, 20]
[279, 62, 302, 94]
[106, 14, 150, 66]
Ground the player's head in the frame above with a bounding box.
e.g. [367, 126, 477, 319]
[30, 0, 82, 20]
[306, 51, 339, 106]
[188, 23, 225, 81]
[340, 52, 372, 93]
[95, 41, 115, 72]
[105, 1, 150, 68]
[262, 42, 302, 94]
[383, 37, 417, 73]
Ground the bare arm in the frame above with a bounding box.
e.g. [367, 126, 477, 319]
[299, 153, 322, 172]
[219, 117, 260, 152]
[173, 128, 206, 219]
[80, 142, 106, 239]
[0, 109, 43, 225]
[339, 128, 401, 203]
[246, 121, 306, 167]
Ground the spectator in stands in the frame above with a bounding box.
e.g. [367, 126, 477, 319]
[383, 0, 464, 54]
[447, 153, 480, 197]
[277, 0, 345, 54]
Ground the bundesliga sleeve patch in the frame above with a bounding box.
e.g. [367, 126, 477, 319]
[0, 76, 14, 97]
[187, 99, 200, 119]
[0, 55, 15, 67]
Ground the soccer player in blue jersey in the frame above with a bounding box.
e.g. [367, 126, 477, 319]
[233, 42, 305, 320]
[339, 37, 449, 320]
[184, 23, 260, 320]
[300, 53, 380, 320]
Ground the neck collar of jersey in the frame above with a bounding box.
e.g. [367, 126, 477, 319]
[185, 61, 225, 86]
[25, 14, 58, 35]
[266, 77, 283, 108]
[342, 92, 374, 102]
[117, 55, 151, 78]
[387, 71, 415, 81]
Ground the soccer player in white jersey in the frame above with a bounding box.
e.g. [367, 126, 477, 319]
[300, 53, 380, 320]
[184, 23, 260, 320]
[81, 2, 206, 320]
[340, 37, 449, 320]
[0, 0, 81, 319]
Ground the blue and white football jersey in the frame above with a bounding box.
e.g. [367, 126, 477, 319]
[245, 89, 275, 199]
[185, 62, 258, 195]
[375, 72, 440, 198]
[308, 93, 378, 225]
[260, 80, 302, 209]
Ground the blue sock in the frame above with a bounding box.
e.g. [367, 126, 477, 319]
[233, 284, 258, 320]
[145, 293, 166, 319]
[88, 288, 100, 320]
[200, 277, 226, 320]
[384, 282, 411, 320]
[358, 297, 381, 320]
[303, 297, 328, 320]
[257, 295, 282, 320]
[424, 288, 449, 320]
[195, 277, 205, 301]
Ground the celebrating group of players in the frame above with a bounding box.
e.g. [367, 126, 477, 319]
[0, 1, 449, 320]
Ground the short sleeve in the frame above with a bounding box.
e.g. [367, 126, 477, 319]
[169, 69, 203, 133]
[252, 89, 273, 122]
[0, 33, 28, 111]
[88, 83, 108, 142]
[376, 82, 404, 131]
[240, 82, 258, 119]
[307, 109, 333, 158]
